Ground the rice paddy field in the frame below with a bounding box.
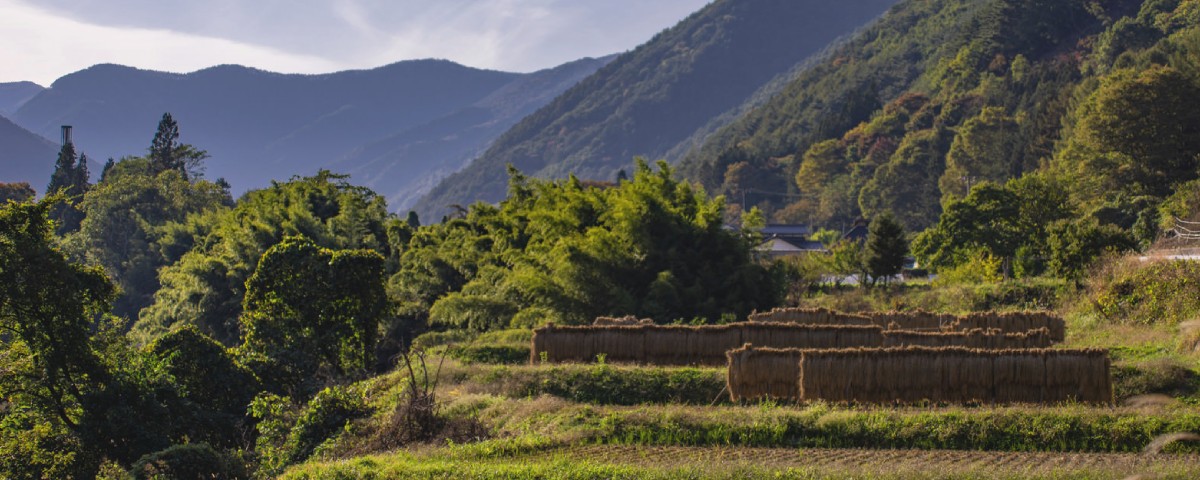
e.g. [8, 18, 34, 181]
[280, 302, 1200, 479]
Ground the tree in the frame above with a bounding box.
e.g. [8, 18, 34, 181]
[939, 106, 1021, 202]
[0, 198, 114, 432]
[66, 159, 232, 319]
[239, 236, 387, 395]
[864, 213, 908, 286]
[0, 182, 35, 204]
[46, 140, 90, 235]
[149, 113, 209, 179]
[134, 171, 394, 345]
[1062, 66, 1200, 199]
[912, 182, 1023, 274]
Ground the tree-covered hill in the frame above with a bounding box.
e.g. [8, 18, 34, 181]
[676, 0, 1173, 232]
[414, 0, 899, 220]
[0, 114, 57, 185]
[9, 58, 609, 209]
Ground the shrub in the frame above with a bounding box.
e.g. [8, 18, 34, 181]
[1083, 257, 1200, 325]
[1111, 359, 1200, 400]
[128, 443, 247, 480]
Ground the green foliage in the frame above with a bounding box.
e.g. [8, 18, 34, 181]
[932, 251, 1004, 287]
[0, 198, 114, 432]
[251, 387, 370, 477]
[1082, 257, 1200, 325]
[147, 112, 209, 180]
[0, 182, 35, 204]
[399, 160, 776, 330]
[1045, 218, 1136, 280]
[144, 326, 261, 444]
[135, 170, 394, 345]
[916, 182, 1022, 272]
[239, 236, 387, 395]
[128, 443, 247, 480]
[1060, 65, 1200, 200]
[446, 345, 531, 365]
[65, 159, 232, 319]
[863, 213, 908, 286]
[46, 140, 90, 235]
[474, 364, 726, 406]
[685, 0, 1098, 227]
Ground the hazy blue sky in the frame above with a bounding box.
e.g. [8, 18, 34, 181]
[1, 0, 711, 85]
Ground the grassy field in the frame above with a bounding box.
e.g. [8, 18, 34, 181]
[279, 269, 1200, 479]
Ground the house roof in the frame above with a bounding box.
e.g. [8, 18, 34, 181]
[761, 224, 812, 237]
[758, 238, 826, 253]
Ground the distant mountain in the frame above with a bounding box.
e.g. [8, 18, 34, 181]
[331, 55, 616, 211]
[12, 60, 594, 203]
[0, 82, 44, 116]
[414, 0, 899, 220]
[0, 114, 58, 187]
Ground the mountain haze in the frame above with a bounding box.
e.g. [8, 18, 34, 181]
[0, 82, 44, 116]
[332, 55, 616, 211]
[0, 114, 58, 187]
[7, 59, 608, 207]
[414, 0, 899, 220]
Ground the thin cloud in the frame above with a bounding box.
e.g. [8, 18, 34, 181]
[2, 0, 711, 84]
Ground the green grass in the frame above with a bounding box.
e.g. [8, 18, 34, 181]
[451, 396, 1200, 454]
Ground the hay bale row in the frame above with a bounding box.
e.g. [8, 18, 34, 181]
[748, 307, 1066, 342]
[726, 346, 1111, 404]
[532, 322, 1055, 366]
[532, 323, 884, 366]
[951, 312, 1066, 343]
[881, 328, 1053, 349]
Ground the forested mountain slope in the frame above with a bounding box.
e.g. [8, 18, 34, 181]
[414, 0, 899, 220]
[678, 0, 1167, 231]
[331, 56, 615, 211]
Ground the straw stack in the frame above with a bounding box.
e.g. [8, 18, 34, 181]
[726, 344, 803, 402]
[749, 308, 1066, 342]
[727, 346, 1112, 404]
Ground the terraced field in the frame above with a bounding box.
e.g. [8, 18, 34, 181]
[564, 445, 1200, 478]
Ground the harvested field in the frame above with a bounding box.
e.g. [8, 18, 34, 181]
[726, 345, 1112, 404]
[564, 445, 1200, 479]
[749, 308, 1066, 342]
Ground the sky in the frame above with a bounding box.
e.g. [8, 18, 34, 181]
[0, 0, 712, 86]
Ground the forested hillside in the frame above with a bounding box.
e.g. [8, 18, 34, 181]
[679, 0, 1194, 232]
[414, 0, 899, 220]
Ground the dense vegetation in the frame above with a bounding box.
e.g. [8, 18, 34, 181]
[677, 0, 1200, 280]
[6, 0, 1200, 478]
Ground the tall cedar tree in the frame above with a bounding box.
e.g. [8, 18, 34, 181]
[46, 140, 90, 235]
[864, 212, 908, 286]
[149, 112, 208, 179]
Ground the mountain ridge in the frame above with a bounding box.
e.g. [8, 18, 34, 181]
[9, 58, 607, 208]
[413, 0, 900, 220]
